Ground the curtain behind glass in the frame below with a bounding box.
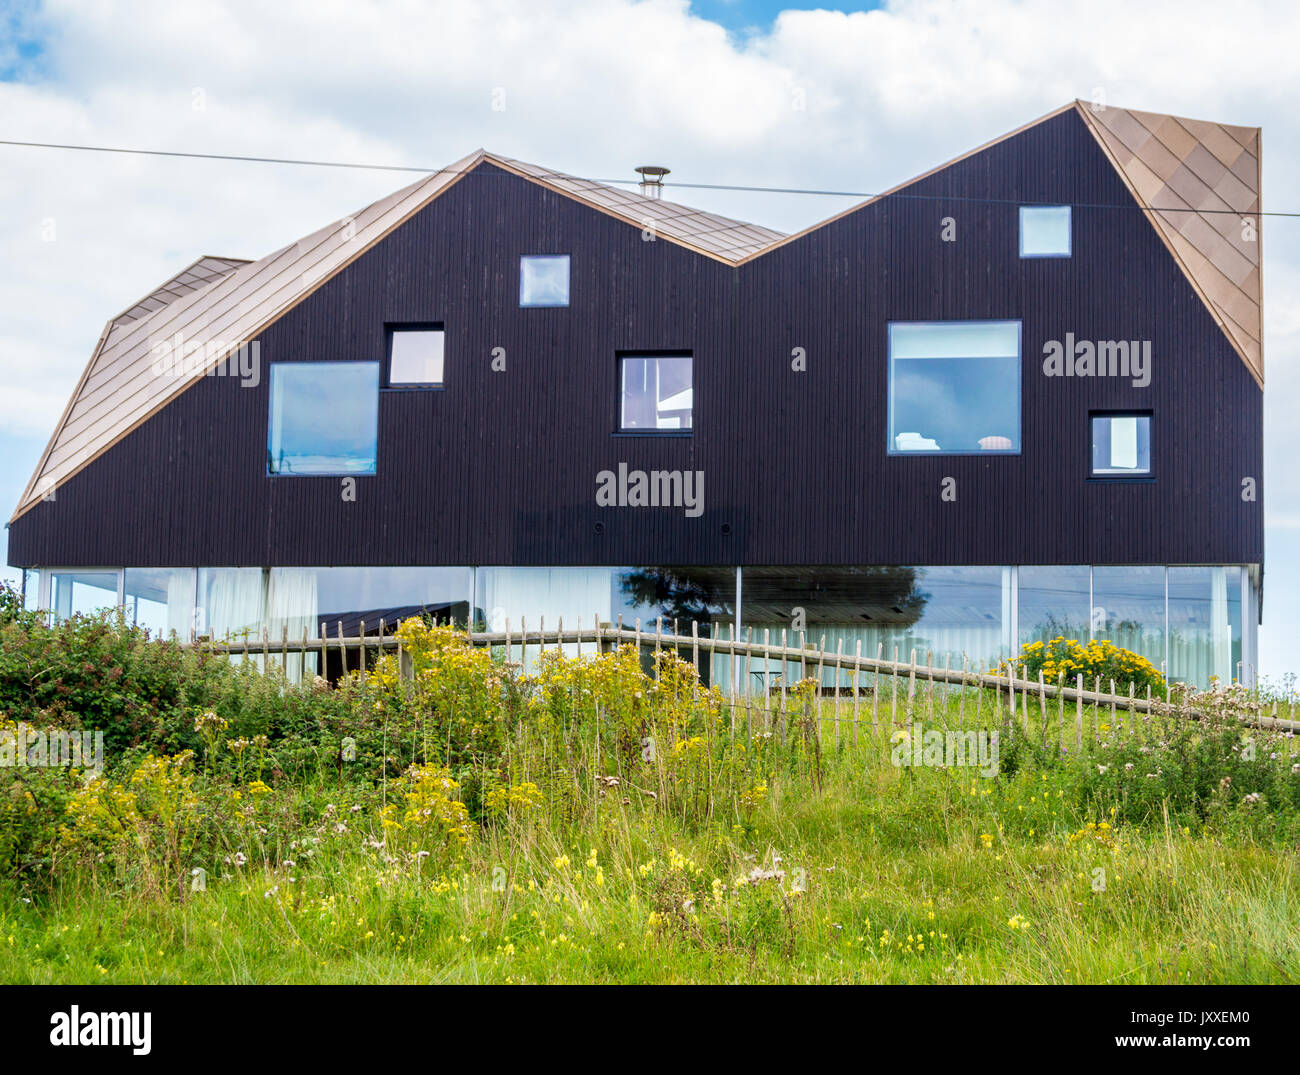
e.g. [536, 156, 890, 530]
[268, 568, 320, 682]
[198, 568, 266, 643]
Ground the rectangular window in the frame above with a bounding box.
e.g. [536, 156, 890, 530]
[1017, 565, 1090, 647]
[888, 321, 1020, 454]
[740, 565, 1012, 685]
[520, 255, 570, 307]
[619, 354, 693, 432]
[1091, 414, 1151, 476]
[268, 362, 379, 475]
[197, 567, 266, 641]
[49, 571, 119, 621]
[1091, 565, 1166, 671]
[387, 327, 444, 387]
[22, 569, 40, 612]
[124, 567, 196, 640]
[1019, 205, 1071, 257]
[1168, 566, 1241, 686]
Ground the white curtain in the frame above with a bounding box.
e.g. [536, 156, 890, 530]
[165, 569, 195, 641]
[268, 568, 320, 681]
[1211, 567, 1230, 684]
[480, 568, 612, 670]
[201, 569, 266, 641]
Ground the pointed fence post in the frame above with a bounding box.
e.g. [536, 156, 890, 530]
[1076, 673, 1084, 752]
[891, 645, 899, 730]
[872, 642, 882, 737]
[743, 627, 754, 742]
[692, 619, 700, 685]
[779, 628, 788, 744]
[763, 628, 772, 735]
[958, 656, 968, 728]
[851, 639, 861, 746]
[1056, 671, 1065, 751]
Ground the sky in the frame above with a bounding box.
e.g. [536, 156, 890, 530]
[0, 0, 1297, 679]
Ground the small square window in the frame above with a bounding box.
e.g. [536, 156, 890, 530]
[1091, 414, 1151, 476]
[620, 355, 693, 432]
[1019, 205, 1071, 258]
[520, 255, 570, 307]
[388, 327, 444, 387]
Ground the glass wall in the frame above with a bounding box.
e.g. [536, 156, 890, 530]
[21, 563, 1255, 689]
[22, 569, 40, 612]
[476, 566, 735, 683]
[263, 566, 468, 679]
[1017, 565, 1090, 646]
[124, 568, 195, 640]
[197, 568, 266, 642]
[740, 566, 1011, 690]
[1168, 566, 1241, 686]
[50, 571, 118, 621]
[1091, 565, 1166, 671]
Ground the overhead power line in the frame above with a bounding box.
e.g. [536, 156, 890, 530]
[1, 136, 1295, 218]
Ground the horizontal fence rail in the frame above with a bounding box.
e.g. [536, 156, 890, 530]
[180, 615, 1300, 736]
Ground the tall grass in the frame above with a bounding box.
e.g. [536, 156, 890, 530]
[1, 617, 1297, 984]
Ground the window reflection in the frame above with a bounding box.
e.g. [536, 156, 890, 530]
[267, 362, 379, 475]
[888, 322, 1020, 454]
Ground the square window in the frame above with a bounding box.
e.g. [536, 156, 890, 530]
[388, 327, 444, 387]
[1019, 205, 1071, 258]
[887, 322, 1020, 454]
[1091, 414, 1151, 476]
[620, 355, 693, 432]
[268, 362, 379, 475]
[520, 255, 570, 307]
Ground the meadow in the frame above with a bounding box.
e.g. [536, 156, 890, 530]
[1, 585, 1297, 984]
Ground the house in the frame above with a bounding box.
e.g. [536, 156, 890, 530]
[7, 100, 1263, 688]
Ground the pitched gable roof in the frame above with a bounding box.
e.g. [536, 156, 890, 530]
[109, 255, 250, 328]
[490, 153, 784, 259]
[11, 109, 1263, 521]
[1076, 102, 1262, 385]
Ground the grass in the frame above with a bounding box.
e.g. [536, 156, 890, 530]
[3, 668, 1298, 985]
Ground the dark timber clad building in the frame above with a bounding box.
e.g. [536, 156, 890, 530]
[7, 100, 1265, 687]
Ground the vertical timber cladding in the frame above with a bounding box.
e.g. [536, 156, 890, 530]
[735, 106, 1262, 567]
[6, 112, 1263, 570]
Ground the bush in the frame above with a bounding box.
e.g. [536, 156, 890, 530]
[997, 637, 1166, 699]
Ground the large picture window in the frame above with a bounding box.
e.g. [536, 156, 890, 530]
[888, 321, 1021, 454]
[619, 354, 693, 432]
[268, 362, 379, 475]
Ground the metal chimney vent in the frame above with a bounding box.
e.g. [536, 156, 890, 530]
[635, 165, 670, 199]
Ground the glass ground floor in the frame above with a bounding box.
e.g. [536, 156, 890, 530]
[20, 564, 1259, 689]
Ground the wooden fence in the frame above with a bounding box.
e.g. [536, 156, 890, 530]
[185, 615, 1300, 739]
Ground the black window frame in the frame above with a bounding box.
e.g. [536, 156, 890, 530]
[613, 350, 695, 437]
[1088, 409, 1154, 481]
[383, 322, 446, 391]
